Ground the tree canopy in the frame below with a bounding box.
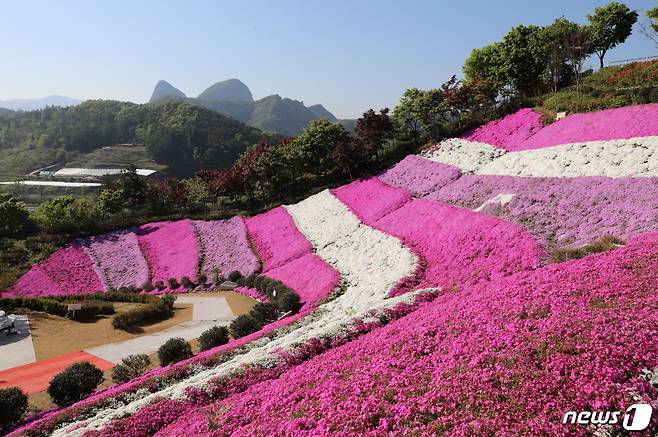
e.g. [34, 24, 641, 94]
[587, 2, 638, 68]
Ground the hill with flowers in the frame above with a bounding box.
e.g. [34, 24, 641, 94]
[4, 103, 658, 436]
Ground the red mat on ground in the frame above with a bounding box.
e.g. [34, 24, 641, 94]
[0, 351, 114, 395]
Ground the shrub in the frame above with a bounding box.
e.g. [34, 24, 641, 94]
[0, 193, 32, 238]
[0, 387, 28, 430]
[161, 294, 177, 310]
[197, 273, 207, 285]
[158, 337, 192, 365]
[230, 314, 261, 338]
[47, 362, 103, 406]
[199, 325, 230, 351]
[112, 354, 151, 383]
[112, 299, 174, 330]
[154, 280, 165, 291]
[167, 278, 180, 290]
[228, 270, 243, 282]
[211, 268, 222, 284]
[274, 289, 301, 313]
[71, 301, 115, 321]
[250, 302, 279, 325]
[142, 281, 155, 292]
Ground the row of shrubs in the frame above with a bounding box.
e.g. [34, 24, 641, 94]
[0, 297, 114, 322]
[111, 294, 177, 330]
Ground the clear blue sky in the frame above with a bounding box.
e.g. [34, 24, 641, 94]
[1, 0, 657, 118]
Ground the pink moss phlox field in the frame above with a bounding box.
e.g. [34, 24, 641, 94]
[377, 155, 461, 195]
[245, 207, 312, 271]
[82, 230, 150, 289]
[192, 217, 259, 279]
[462, 108, 545, 151]
[428, 175, 658, 249]
[334, 178, 543, 290]
[18, 244, 105, 296]
[263, 253, 340, 310]
[6, 265, 62, 297]
[158, 234, 658, 436]
[332, 177, 412, 223]
[136, 220, 200, 285]
[520, 103, 658, 149]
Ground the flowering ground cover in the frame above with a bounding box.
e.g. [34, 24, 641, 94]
[245, 207, 312, 271]
[334, 178, 543, 290]
[377, 155, 461, 195]
[462, 107, 545, 151]
[192, 218, 259, 279]
[428, 175, 658, 250]
[154, 233, 658, 436]
[520, 103, 658, 149]
[81, 230, 150, 290]
[136, 220, 200, 287]
[6, 266, 62, 297]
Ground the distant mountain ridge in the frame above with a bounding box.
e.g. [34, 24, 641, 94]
[148, 79, 343, 135]
[0, 95, 81, 111]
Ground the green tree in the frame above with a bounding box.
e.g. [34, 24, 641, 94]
[500, 25, 550, 97]
[587, 2, 638, 68]
[544, 18, 581, 92]
[0, 193, 31, 237]
[641, 5, 658, 46]
[291, 119, 351, 175]
[463, 42, 507, 86]
[96, 187, 126, 215]
[34, 195, 98, 233]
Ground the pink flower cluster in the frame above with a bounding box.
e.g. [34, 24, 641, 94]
[428, 175, 658, 249]
[245, 207, 312, 271]
[192, 217, 259, 279]
[137, 220, 200, 286]
[82, 230, 150, 289]
[462, 108, 545, 151]
[377, 155, 461, 196]
[9, 244, 105, 297]
[334, 178, 543, 290]
[521, 103, 658, 149]
[159, 233, 658, 436]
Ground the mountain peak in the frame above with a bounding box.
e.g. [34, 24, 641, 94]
[197, 79, 253, 103]
[307, 104, 337, 122]
[149, 80, 186, 103]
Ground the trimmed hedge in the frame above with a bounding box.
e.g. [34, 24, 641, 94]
[0, 297, 114, 321]
[0, 387, 28, 430]
[47, 362, 103, 406]
[158, 337, 192, 365]
[199, 325, 230, 351]
[111, 294, 176, 330]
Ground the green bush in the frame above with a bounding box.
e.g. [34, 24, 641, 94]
[227, 270, 242, 282]
[112, 298, 174, 330]
[154, 280, 165, 291]
[111, 354, 151, 383]
[161, 294, 177, 310]
[197, 273, 207, 285]
[47, 362, 103, 406]
[167, 278, 180, 290]
[0, 193, 32, 238]
[181, 276, 194, 288]
[142, 281, 155, 292]
[230, 314, 261, 339]
[199, 325, 230, 351]
[0, 297, 114, 321]
[0, 387, 28, 430]
[158, 337, 192, 365]
[250, 302, 279, 325]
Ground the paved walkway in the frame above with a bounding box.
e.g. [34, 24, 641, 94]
[0, 315, 36, 371]
[0, 351, 114, 395]
[85, 297, 235, 364]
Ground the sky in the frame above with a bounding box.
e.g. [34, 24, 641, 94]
[1, 0, 657, 118]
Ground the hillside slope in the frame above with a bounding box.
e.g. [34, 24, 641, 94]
[7, 104, 658, 436]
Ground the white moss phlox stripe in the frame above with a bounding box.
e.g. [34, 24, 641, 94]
[424, 136, 658, 177]
[479, 137, 658, 177]
[424, 138, 505, 173]
[53, 191, 419, 436]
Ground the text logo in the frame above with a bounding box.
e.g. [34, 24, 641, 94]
[563, 403, 653, 431]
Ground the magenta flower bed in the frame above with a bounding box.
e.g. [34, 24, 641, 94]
[31, 244, 105, 295]
[520, 103, 658, 149]
[245, 207, 312, 271]
[378, 155, 461, 195]
[137, 220, 200, 286]
[332, 178, 411, 223]
[264, 253, 340, 310]
[193, 218, 259, 279]
[462, 108, 545, 151]
[6, 266, 62, 297]
[428, 175, 658, 249]
[334, 178, 543, 289]
[160, 233, 658, 436]
[82, 230, 149, 289]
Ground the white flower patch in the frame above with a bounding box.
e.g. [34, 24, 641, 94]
[473, 193, 516, 212]
[423, 138, 506, 173]
[53, 191, 419, 436]
[478, 137, 658, 177]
